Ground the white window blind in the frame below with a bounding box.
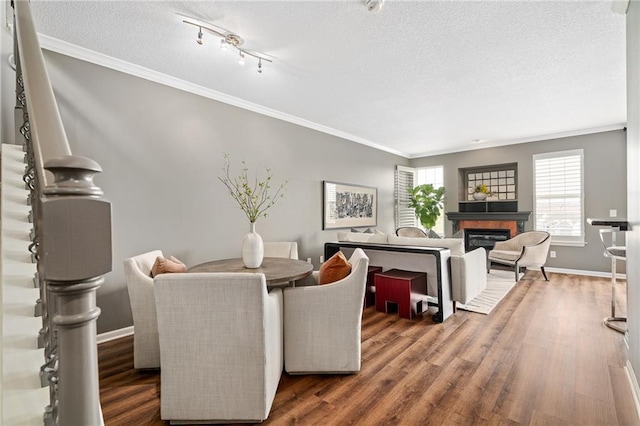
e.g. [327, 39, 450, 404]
[533, 150, 584, 245]
[394, 165, 417, 229]
[417, 165, 445, 236]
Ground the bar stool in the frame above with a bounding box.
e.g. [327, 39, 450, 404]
[599, 228, 627, 334]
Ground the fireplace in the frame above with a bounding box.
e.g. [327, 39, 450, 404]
[446, 211, 532, 236]
[464, 228, 511, 252]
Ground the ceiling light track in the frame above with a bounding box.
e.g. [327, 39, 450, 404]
[180, 14, 274, 74]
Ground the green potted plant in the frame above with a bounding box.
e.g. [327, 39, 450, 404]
[407, 184, 445, 234]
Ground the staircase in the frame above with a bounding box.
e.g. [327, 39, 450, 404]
[1, 143, 48, 424]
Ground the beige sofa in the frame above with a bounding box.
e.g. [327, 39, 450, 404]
[335, 232, 487, 318]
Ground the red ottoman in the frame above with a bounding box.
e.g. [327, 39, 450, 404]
[364, 266, 383, 308]
[375, 269, 427, 319]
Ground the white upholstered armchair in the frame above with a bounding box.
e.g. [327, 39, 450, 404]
[154, 273, 283, 423]
[123, 250, 163, 369]
[487, 231, 551, 281]
[283, 248, 369, 374]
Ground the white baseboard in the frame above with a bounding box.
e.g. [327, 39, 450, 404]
[97, 326, 133, 344]
[544, 267, 626, 280]
[626, 360, 640, 421]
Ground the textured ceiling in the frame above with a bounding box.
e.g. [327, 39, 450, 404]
[28, 1, 626, 158]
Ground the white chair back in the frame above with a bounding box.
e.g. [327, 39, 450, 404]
[154, 272, 283, 422]
[123, 249, 163, 369]
[263, 241, 299, 259]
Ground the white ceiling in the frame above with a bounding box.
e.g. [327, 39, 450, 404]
[28, 0, 627, 158]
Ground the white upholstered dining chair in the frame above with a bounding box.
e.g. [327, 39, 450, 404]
[283, 248, 369, 374]
[154, 272, 283, 423]
[264, 241, 300, 286]
[123, 249, 163, 369]
[263, 241, 299, 259]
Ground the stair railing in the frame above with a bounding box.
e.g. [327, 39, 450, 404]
[12, 1, 113, 425]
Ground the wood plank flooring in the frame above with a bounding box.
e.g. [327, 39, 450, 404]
[98, 272, 639, 425]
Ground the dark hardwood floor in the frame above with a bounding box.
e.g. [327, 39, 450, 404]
[99, 272, 639, 425]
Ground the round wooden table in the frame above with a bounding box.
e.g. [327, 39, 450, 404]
[188, 257, 313, 287]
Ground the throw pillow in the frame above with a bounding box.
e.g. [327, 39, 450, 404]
[150, 256, 187, 278]
[168, 255, 186, 268]
[318, 251, 352, 285]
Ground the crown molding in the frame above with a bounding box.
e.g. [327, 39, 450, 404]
[30, 34, 625, 161]
[36, 34, 409, 159]
[409, 124, 627, 159]
[612, 0, 630, 15]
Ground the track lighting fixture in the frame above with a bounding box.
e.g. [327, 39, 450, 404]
[179, 14, 274, 75]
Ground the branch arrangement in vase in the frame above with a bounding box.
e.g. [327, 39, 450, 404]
[218, 153, 289, 223]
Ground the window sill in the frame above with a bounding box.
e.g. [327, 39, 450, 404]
[550, 241, 586, 248]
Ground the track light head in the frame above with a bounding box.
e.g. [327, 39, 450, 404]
[196, 27, 203, 45]
[257, 58, 263, 74]
[365, 0, 384, 13]
[238, 51, 246, 66]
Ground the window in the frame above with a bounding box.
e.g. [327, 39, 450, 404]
[394, 166, 416, 229]
[533, 150, 584, 246]
[417, 166, 445, 236]
[395, 165, 445, 235]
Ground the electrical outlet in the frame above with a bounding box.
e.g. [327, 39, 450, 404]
[550, 251, 556, 258]
[319, 255, 324, 264]
[610, 209, 618, 217]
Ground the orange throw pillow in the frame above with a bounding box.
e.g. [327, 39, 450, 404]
[150, 256, 187, 278]
[318, 251, 352, 285]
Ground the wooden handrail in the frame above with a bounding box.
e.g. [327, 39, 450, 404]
[14, 0, 71, 187]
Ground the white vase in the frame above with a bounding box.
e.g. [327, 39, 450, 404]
[473, 192, 487, 201]
[242, 222, 264, 268]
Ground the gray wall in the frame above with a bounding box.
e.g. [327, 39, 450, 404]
[42, 50, 408, 333]
[409, 130, 627, 273]
[626, 0, 640, 390]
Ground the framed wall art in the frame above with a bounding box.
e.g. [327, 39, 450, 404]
[323, 181, 377, 230]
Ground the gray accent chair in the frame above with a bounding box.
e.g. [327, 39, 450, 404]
[154, 272, 283, 423]
[396, 227, 428, 238]
[487, 231, 551, 281]
[123, 250, 163, 369]
[283, 248, 369, 374]
[397, 227, 441, 239]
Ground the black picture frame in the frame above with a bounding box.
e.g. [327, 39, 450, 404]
[323, 181, 377, 230]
